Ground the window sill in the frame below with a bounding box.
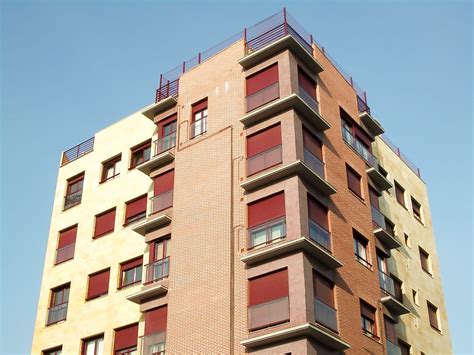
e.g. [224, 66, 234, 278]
[123, 217, 146, 228]
[92, 230, 114, 240]
[99, 174, 120, 184]
[348, 189, 365, 204]
[355, 257, 373, 271]
[362, 331, 381, 344]
[53, 257, 74, 266]
[85, 293, 108, 302]
[248, 318, 290, 333]
[62, 202, 81, 212]
[430, 325, 443, 334]
[117, 281, 142, 291]
[45, 319, 66, 327]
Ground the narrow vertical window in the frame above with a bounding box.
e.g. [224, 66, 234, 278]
[144, 306, 168, 355]
[303, 128, 324, 177]
[64, 172, 84, 210]
[246, 63, 279, 111]
[394, 181, 406, 207]
[146, 237, 171, 284]
[313, 272, 337, 331]
[411, 197, 423, 222]
[191, 98, 208, 138]
[55, 225, 77, 264]
[246, 124, 282, 176]
[427, 302, 440, 331]
[346, 165, 362, 197]
[308, 195, 331, 251]
[119, 257, 143, 289]
[151, 170, 174, 214]
[114, 323, 138, 355]
[130, 140, 151, 169]
[47, 284, 70, 325]
[298, 68, 318, 111]
[354, 231, 371, 268]
[360, 300, 377, 338]
[384, 316, 398, 348]
[419, 247, 432, 275]
[156, 114, 177, 155]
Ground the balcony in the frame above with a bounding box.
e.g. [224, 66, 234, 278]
[248, 217, 286, 250]
[46, 303, 68, 325]
[299, 86, 319, 114]
[190, 117, 207, 139]
[379, 271, 410, 316]
[144, 258, 170, 285]
[137, 135, 175, 175]
[140, 332, 166, 355]
[247, 145, 282, 177]
[248, 296, 289, 331]
[54, 243, 75, 265]
[246, 82, 280, 112]
[132, 192, 173, 236]
[63, 191, 82, 210]
[61, 137, 94, 166]
[143, 96, 178, 118]
[360, 111, 384, 137]
[387, 340, 402, 355]
[371, 207, 402, 250]
[315, 298, 338, 332]
[126, 283, 168, 305]
[342, 128, 392, 191]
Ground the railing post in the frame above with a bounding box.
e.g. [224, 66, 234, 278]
[198, 52, 201, 64]
[243, 28, 247, 52]
[166, 82, 169, 97]
[310, 34, 313, 44]
[283, 7, 288, 35]
[182, 61, 186, 73]
[363, 91, 368, 103]
[350, 76, 354, 87]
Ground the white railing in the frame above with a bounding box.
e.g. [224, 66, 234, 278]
[150, 190, 173, 214]
[298, 86, 320, 113]
[247, 145, 282, 176]
[309, 219, 331, 251]
[154, 133, 176, 156]
[314, 298, 338, 331]
[55, 243, 75, 264]
[248, 296, 289, 330]
[246, 82, 280, 112]
[303, 148, 325, 178]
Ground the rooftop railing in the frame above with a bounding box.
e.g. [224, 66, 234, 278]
[61, 137, 94, 166]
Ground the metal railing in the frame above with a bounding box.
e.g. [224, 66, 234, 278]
[381, 135, 422, 178]
[64, 191, 82, 210]
[150, 190, 173, 214]
[248, 217, 286, 250]
[190, 117, 207, 139]
[357, 95, 371, 115]
[61, 137, 94, 166]
[145, 257, 170, 284]
[387, 340, 402, 355]
[309, 219, 331, 251]
[248, 296, 289, 330]
[247, 145, 282, 176]
[46, 303, 68, 325]
[298, 86, 320, 113]
[246, 82, 280, 112]
[315, 298, 338, 332]
[379, 270, 396, 297]
[155, 78, 179, 103]
[371, 206, 387, 231]
[303, 148, 325, 178]
[140, 331, 166, 355]
[55, 243, 75, 265]
[342, 127, 379, 169]
[154, 133, 176, 156]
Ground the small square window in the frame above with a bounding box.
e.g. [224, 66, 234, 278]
[419, 247, 432, 275]
[130, 140, 151, 169]
[101, 155, 121, 182]
[119, 257, 143, 289]
[411, 197, 423, 222]
[64, 172, 84, 210]
[394, 181, 406, 208]
[82, 334, 104, 355]
[427, 301, 441, 331]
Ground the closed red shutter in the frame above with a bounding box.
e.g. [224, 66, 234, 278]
[247, 124, 282, 157]
[308, 196, 328, 230]
[192, 98, 208, 116]
[87, 269, 110, 300]
[384, 316, 397, 343]
[158, 114, 177, 137]
[125, 195, 147, 220]
[369, 187, 380, 210]
[114, 323, 138, 351]
[121, 257, 143, 273]
[360, 301, 376, 321]
[58, 226, 77, 248]
[248, 192, 285, 228]
[347, 166, 362, 196]
[153, 170, 174, 196]
[249, 269, 288, 306]
[298, 69, 316, 100]
[145, 305, 168, 335]
[303, 129, 322, 160]
[313, 272, 334, 307]
[246, 63, 279, 96]
[94, 209, 116, 238]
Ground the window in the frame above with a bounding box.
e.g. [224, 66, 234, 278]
[354, 231, 371, 268]
[120, 257, 143, 289]
[64, 172, 84, 210]
[246, 63, 279, 111]
[43, 347, 62, 355]
[114, 323, 138, 355]
[191, 98, 208, 138]
[308, 195, 331, 250]
[298, 68, 317, 101]
[398, 339, 411, 355]
[384, 316, 397, 345]
[246, 124, 282, 176]
[86, 269, 110, 301]
[247, 192, 286, 249]
[394, 181, 406, 208]
[369, 186, 380, 210]
[392, 276, 403, 302]
[427, 302, 440, 331]
[377, 253, 392, 294]
[303, 128, 324, 177]
[124, 195, 147, 225]
[101, 155, 121, 183]
[412, 289, 419, 306]
[313, 272, 337, 331]
[130, 140, 151, 169]
[419, 247, 432, 275]
[151, 170, 174, 214]
[146, 238, 171, 284]
[340, 109, 374, 163]
[156, 114, 177, 154]
[346, 165, 362, 198]
[144, 306, 167, 355]
[94, 208, 116, 239]
[411, 197, 422, 222]
[82, 335, 104, 355]
[360, 300, 377, 338]
[55, 225, 77, 264]
[47, 284, 69, 325]
[248, 269, 289, 330]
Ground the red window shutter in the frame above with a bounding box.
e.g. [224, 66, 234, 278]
[145, 305, 168, 335]
[298, 69, 316, 100]
[153, 170, 174, 196]
[369, 187, 380, 210]
[125, 195, 147, 219]
[87, 269, 110, 300]
[246, 63, 279, 96]
[249, 269, 288, 306]
[121, 257, 143, 273]
[361, 301, 376, 321]
[308, 196, 328, 230]
[94, 209, 116, 238]
[313, 272, 334, 307]
[347, 166, 362, 196]
[58, 226, 77, 248]
[192, 98, 208, 116]
[158, 114, 177, 137]
[248, 192, 285, 228]
[114, 323, 138, 351]
[247, 125, 282, 158]
[384, 316, 397, 343]
[303, 129, 322, 160]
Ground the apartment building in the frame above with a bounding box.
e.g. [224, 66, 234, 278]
[31, 9, 452, 355]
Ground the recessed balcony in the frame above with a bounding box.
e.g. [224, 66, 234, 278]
[137, 135, 176, 175]
[379, 271, 410, 316]
[360, 111, 384, 137]
[371, 207, 402, 250]
[126, 283, 168, 304]
[142, 96, 178, 120]
[132, 192, 173, 236]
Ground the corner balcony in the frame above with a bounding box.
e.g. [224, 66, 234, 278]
[371, 207, 402, 250]
[143, 95, 177, 118]
[379, 271, 410, 316]
[127, 258, 170, 304]
[360, 111, 384, 137]
[137, 134, 176, 175]
[132, 191, 173, 236]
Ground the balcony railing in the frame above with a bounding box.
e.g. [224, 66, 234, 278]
[248, 217, 286, 250]
[298, 87, 319, 113]
[309, 219, 331, 251]
[248, 296, 289, 331]
[145, 257, 170, 285]
[190, 117, 207, 139]
[140, 331, 166, 355]
[55, 243, 75, 265]
[64, 191, 82, 210]
[379, 270, 396, 297]
[150, 190, 173, 215]
[246, 82, 280, 112]
[386, 340, 402, 355]
[303, 148, 325, 178]
[156, 78, 179, 103]
[154, 133, 176, 156]
[342, 127, 378, 170]
[247, 145, 282, 176]
[61, 137, 94, 166]
[371, 206, 387, 230]
[314, 298, 338, 332]
[46, 303, 68, 325]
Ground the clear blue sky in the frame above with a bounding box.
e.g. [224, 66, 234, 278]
[1, 1, 472, 354]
